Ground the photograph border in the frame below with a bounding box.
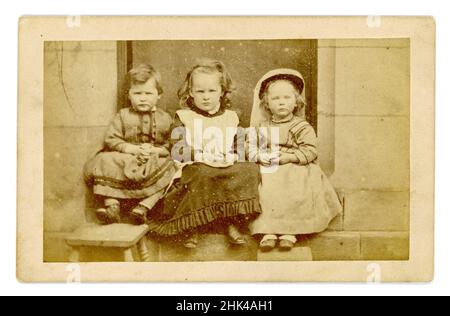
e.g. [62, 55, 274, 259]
[17, 16, 435, 282]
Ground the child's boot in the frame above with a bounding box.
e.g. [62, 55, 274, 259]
[227, 224, 246, 245]
[278, 235, 297, 251]
[130, 204, 149, 225]
[96, 198, 121, 225]
[259, 234, 278, 252]
[183, 233, 199, 249]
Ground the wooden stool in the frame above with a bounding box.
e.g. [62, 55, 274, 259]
[65, 223, 152, 262]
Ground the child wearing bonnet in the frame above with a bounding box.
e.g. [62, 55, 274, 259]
[249, 68, 343, 251]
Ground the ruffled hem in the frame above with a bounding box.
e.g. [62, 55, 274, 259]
[92, 164, 177, 199]
[147, 198, 261, 237]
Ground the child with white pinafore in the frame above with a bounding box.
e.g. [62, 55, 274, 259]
[147, 59, 261, 248]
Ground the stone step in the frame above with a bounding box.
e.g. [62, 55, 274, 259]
[296, 231, 409, 261]
[48, 229, 409, 262]
[298, 232, 361, 261]
[257, 246, 313, 261]
[154, 234, 314, 262]
[153, 231, 408, 262]
[156, 234, 258, 262]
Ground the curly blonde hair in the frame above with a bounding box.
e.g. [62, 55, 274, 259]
[178, 58, 234, 110]
[260, 79, 306, 116]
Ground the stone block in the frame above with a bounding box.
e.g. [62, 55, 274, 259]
[44, 41, 118, 127]
[332, 116, 409, 190]
[298, 232, 361, 261]
[257, 246, 313, 261]
[344, 190, 410, 231]
[335, 40, 409, 116]
[44, 232, 73, 262]
[44, 126, 106, 231]
[361, 232, 409, 260]
[158, 234, 258, 262]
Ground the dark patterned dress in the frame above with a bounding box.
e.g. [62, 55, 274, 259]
[84, 107, 177, 208]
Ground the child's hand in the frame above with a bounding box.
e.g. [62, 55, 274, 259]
[124, 144, 156, 164]
[138, 145, 172, 162]
[124, 145, 142, 156]
[278, 153, 296, 165]
[139, 144, 154, 156]
[259, 155, 272, 167]
[126, 144, 169, 163]
[259, 151, 280, 167]
[137, 144, 158, 164]
[137, 154, 150, 165]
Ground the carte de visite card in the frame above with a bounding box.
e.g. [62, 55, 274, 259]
[17, 16, 435, 282]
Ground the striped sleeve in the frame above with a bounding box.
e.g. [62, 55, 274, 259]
[290, 123, 318, 165]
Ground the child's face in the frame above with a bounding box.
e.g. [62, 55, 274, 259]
[190, 72, 223, 113]
[266, 80, 298, 120]
[128, 78, 160, 112]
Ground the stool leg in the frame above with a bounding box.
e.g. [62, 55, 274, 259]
[123, 248, 135, 262]
[124, 246, 141, 262]
[69, 247, 81, 262]
[138, 238, 151, 262]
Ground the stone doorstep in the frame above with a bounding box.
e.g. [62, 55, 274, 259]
[257, 246, 313, 261]
[157, 234, 258, 262]
[47, 229, 410, 263]
[44, 232, 73, 263]
[157, 234, 313, 262]
[298, 231, 409, 261]
[360, 232, 410, 261]
[298, 232, 362, 261]
[340, 190, 410, 232]
[50, 189, 348, 262]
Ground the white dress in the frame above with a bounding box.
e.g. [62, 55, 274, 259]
[250, 116, 342, 235]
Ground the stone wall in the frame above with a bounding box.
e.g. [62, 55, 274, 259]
[43, 41, 118, 261]
[314, 39, 410, 260]
[43, 39, 410, 262]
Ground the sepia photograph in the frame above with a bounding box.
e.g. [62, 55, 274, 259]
[17, 16, 435, 282]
